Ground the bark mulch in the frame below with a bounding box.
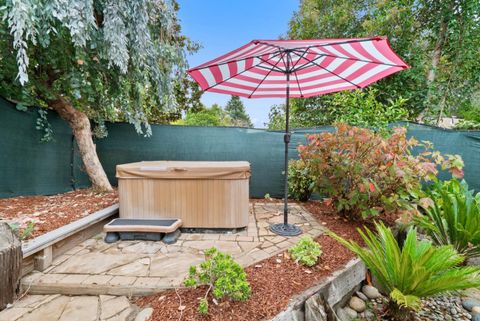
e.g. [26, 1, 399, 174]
[0, 189, 118, 239]
[135, 200, 363, 321]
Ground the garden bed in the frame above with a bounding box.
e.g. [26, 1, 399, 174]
[134, 201, 363, 321]
[0, 188, 118, 239]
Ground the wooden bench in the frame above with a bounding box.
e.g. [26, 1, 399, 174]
[21, 204, 119, 275]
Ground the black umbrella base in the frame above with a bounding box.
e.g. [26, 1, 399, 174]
[270, 223, 302, 236]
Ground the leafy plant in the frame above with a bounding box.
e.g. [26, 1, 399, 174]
[414, 179, 480, 260]
[184, 247, 251, 315]
[288, 159, 315, 202]
[288, 236, 322, 266]
[329, 222, 480, 321]
[298, 123, 464, 219]
[8, 221, 36, 240]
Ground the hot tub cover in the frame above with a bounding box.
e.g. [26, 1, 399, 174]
[116, 161, 251, 180]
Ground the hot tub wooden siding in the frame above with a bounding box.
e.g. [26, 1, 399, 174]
[116, 161, 250, 228]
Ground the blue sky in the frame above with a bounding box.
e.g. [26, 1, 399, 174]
[177, 0, 299, 128]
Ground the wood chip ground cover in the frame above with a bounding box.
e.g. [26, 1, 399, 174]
[135, 201, 364, 321]
[0, 189, 118, 239]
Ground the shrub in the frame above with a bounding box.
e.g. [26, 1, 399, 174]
[288, 236, 322, 266]
[288, 159, 315, 202]
[329, 222, 480, 321]
[414, 179, 480, 260]
[298, 123, 464, 219]
[184, 247, 251, 315]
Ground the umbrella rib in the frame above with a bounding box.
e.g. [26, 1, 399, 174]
[297, 54, 361, 89]
[290, 48, 404, 68]
[202, 52, 283, 91]
[293, 71, 304, 98]
[290, 54, 327, 73]
[253, 40, 287, 51]
[248, 52, 286, 98]
[258, 56, 286, 73]
[189, 49, 283, 72]
[290, 48, 309, 70]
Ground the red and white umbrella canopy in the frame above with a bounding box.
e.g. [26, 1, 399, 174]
[188, 37, 409, 98]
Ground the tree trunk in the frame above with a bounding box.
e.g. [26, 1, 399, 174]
[0, 223, 22, 310]
[49, 96, 113, 192]
[419, 1, 454, 121]
[426, 20, 448, 85]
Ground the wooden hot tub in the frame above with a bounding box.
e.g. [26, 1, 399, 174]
[116, 161, 250, 228]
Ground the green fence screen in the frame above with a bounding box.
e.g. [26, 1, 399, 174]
[1, 98, 479, 198]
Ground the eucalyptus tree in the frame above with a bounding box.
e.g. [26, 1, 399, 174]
[0, 0, 189, 191]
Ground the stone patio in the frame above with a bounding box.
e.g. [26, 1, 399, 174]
[1, 202, 324, 321]
[20, 203, 324, 296]
[0, 294, 152, 321]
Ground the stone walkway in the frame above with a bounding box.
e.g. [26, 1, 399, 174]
[0, 294, 152, 321]
[20, 203, 324, 297]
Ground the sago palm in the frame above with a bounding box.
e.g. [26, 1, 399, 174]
[329, 222, 480, 321]
[415, 179, 480, 260]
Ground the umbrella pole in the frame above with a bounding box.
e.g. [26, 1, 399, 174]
[270, 70, 302, 237]
[283, 76, 291, 226]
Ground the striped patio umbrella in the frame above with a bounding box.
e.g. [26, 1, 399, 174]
[188, 37, 409, 236]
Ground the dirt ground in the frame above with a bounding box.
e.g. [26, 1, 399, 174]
[0, 189, 118, 239]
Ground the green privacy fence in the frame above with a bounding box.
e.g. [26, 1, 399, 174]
[1, 97, 479, 198]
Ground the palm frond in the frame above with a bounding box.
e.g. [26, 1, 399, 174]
[328, 221, 480, 315]
[415, 179, 480, 259]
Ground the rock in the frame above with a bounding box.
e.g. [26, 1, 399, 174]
[135, 308, 153, 321]
[305, 294, 327, 321]
[467, 257, 480, 266]
[355, 291, 368, 301]
[349, 296, 366, 312]
[364, 310, 375, 319]
[336, 308, 353, 321]
[473, 314, 480, 321]
[463, 299, 480, 312]
[362, 285, 381, 299]
[464, 289, 480, 302]
[472, 306, 480, 314]
[343, 307, 358, 319]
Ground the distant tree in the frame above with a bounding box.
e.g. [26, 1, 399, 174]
[224, 96, 253, 127]
[266, 88, 409, 129]
[0, 0, 192, 191]
[266, 104, 286, 130]
[176, 104, 231, 127]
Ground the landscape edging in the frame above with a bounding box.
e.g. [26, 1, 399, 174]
[269, 258, 365, 321]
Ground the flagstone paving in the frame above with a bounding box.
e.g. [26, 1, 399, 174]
[0, 294, 151, 321]
[1, 203, 324, 320]
[20, 203, 324, 296]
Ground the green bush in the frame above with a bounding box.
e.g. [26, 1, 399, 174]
[288, 236, 322, 266]
[184, 247, 251, 315]
[298, 123, 464, 219]
[330, 222, 480, 321]
[414, 179, 480, 260]
[288, 159, 315, 202]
